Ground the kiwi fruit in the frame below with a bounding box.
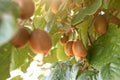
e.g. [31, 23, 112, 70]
[60, 34, 69, 45]
[94, 15, 107, 34]
[11, 26, 30, 48]
[64, 41, 74, 57]
[29, 29, 52, 54]
[72, 40, 87, 58]
[13, 0, 35, 19]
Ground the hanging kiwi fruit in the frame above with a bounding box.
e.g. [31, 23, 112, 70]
[13, 0, 35, 19]
[11, 26, 30, 48]
[72, 40, 87, 58]
[60, 34, 69, 46]
[94, 15, 108, 34]
[64, 41, 74, 57]
[29, 29, 52, 54]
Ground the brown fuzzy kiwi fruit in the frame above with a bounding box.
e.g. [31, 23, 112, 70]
[64, 41, 74, 57]
[11, 26, 30, 48]
[60, 34, 69, 45]
[13, 0, 35, 19]
[50, 0, 62, 14]
[29, 29, 52, 54]
[94, 15, 107, 34]
[72, 40, 87, 58]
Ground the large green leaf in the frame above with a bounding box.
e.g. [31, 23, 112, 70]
[10, 46, 35, 72]
[72, 0, 102, 24]
[43, 48, 58, 64]
[99, 59, 120, 80]
[88, 24, 120, 70]
[77, 69, 99, 80]
[34, 5, 45, 16]
[33, 16, 46, 29]
[44, 9, 55, 23]
[0, 14, 17, 47]
[56, 42, 70, 61]
[0, 44, 12, 80]
[43, 61, 80, 80]
[102, 0, 110, 9]
[50, 23, 61, 46]
[52, 33, 61, 46]
[76, 20, 89, 48]
[108, 0, 120, 12]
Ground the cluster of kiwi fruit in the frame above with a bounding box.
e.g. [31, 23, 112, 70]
[60, 34, 87, 58]
[11, 26, 52, 55]
[10, 0, 52, 55]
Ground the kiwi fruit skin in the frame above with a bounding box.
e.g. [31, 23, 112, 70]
[50, 0, 62, 14]
[94, 15, 107, 34]
[11, 26, 30, 48]
[72, 40, 87, 58]
[13, 0, 35, 19]
[29, 29, 52, 54]
[64, 41, 74, 57]
[60, 34, 69, 46]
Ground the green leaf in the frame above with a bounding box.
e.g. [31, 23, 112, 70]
[108, 0, 120, 12]
[34, 5, 44, 16]
[49, 23, 59, 35]
[0, 0, 20, 17]
[76, 20, 89, 48]
[44, 20, 55, 32]
[20, 61, 31, 73]
[56, 42, 70, 61]
[88, 24, 120, 70]
[72, 0, 102, 24]
[77, 69, 99, 80]
[0, 13, 17, 47]
[11, 75, 23, 80]
[52, 33, 61, 46]
[0, 44, 12, 80]
[50, 23, 61, 46]
[10, 46, 35, 72]
[38, 74, 44, 80]
[102, 0, 110, 9]
[40, 0, 52, 12]
[99, 59, 120, 80]
[44, 9, 55, 23]
[56, 0, 69, 19]
[43, 48, 58, 64]
[43, 61, 80, 80]
[33, 16, 46, 29]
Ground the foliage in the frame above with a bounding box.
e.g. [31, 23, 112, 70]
[42, 61, 80, 80]
[0, 0, 120, 80]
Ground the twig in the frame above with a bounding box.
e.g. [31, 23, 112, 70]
[87, 32, 92, 45]
[109, 15, 120, 26]
[61, 20, 74, 28]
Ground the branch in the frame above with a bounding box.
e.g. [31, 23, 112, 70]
[109, 15, 120, 26]
[61, 21, 74, 28]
